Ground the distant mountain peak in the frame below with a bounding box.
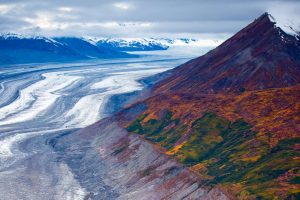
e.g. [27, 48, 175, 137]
[0, 32, 63, 46]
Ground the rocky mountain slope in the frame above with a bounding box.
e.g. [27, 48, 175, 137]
[120, 13, 300, 199]
[154, 13, 300, 93]
[52, 117, 230, 199]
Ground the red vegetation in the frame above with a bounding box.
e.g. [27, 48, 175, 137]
[143, 84, 300, 147]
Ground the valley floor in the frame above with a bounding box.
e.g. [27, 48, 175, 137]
[0, 56, 189, 200]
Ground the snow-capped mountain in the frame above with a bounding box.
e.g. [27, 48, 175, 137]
[0, 33, 81, 65]
[0, 33, 62, 45]
[96, 38, 169, 51]
[0, 33, 135, 65]
[0, 33, 224, 65]
[154, 12, 300, 94]
[95, 38, 218, 51]
[53, 37, 133, 59]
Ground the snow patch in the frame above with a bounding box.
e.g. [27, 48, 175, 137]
[268, 13, 300, 37]
[0, 32, 64, 46]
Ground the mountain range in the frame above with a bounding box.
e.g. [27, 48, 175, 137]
[0, 34, 207, 65]
[0, 33, 136, 65]
[58, 12, 300, 199]
[95, 38, 205, 51]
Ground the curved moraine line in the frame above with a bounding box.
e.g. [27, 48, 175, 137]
[0, 72, 82, 126]
[0, 57, 184, 200]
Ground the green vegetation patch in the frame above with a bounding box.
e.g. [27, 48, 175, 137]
[127, 111, 300, 199]
[176, 112, 230, 164]
[126, 110, 186, 150]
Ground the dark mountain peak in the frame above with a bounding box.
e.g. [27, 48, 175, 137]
[254, 12, 274, 25]
[258, 12, 274, 22]
[154, 13, 300, 94]
[217, 12, 291, 51]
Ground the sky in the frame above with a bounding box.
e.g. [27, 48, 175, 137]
[0, 0, 299, 40]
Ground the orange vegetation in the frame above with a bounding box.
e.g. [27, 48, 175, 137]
[143, 84, 300, 148]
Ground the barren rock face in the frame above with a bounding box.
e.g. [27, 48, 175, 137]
[52, 117, 229, 200]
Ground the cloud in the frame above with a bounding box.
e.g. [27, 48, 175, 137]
[58, 7, 73, 12]
[113, 2, 131, 10]
[0, 0, 299, 39]
[0, 4, 15, 14]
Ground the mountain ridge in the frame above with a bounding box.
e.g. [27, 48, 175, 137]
[153, 13, 300, 94]
[118, 12, 300, 199]
[0, 33, 136, 65]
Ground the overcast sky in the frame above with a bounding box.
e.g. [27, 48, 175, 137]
[0, 0, 299, 39]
